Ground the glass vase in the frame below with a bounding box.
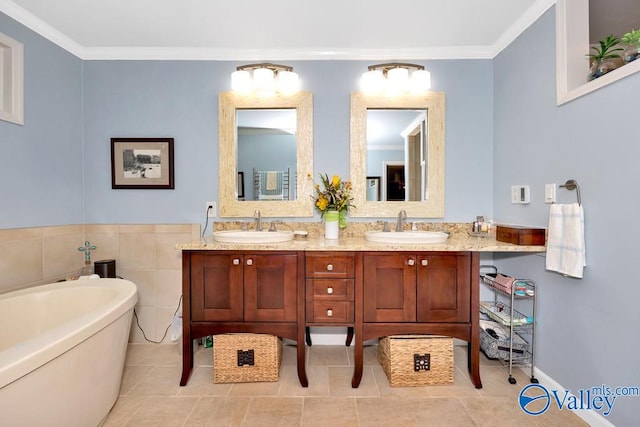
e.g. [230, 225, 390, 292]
[338, 210, 347, 229]
[324, 210, 339, 240]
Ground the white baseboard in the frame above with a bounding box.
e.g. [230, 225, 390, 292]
[524, 366, 616, 427]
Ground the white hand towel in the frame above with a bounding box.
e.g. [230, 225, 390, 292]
[545, 203, 586, 278]
[265, 171, 278, 191]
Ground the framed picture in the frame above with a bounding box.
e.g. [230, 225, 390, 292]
[366, 176, 381, 201]
[111, 138, 174, 189]
[237, 172, 245, 199]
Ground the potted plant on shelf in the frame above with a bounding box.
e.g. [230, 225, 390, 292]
[587, 34, 623, 80]
[621, 29, 640, 63]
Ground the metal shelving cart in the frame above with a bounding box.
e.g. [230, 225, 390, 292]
[479, 265, 538, 385]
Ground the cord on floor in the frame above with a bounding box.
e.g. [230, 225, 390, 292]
[119, 274, 183, 344]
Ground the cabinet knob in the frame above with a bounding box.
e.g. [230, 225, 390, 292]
[327, 309, 333, 317]
[232, 258, 240, 265]
[407, 259, 415, 266]
[327, 287, 334, 294]
[326, 264, 334, 271]
[421, 259, 429, 266]
[246, 259, 253, 266]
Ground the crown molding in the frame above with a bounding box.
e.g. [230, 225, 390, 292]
[2, 0, 553, 61]
[0, 0, 85, 58]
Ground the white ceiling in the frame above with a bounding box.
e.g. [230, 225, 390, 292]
[1, 0, 556, 60]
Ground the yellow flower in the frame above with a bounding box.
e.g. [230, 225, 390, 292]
[316, 196, 328, 211]
[311, 173, 354, 217]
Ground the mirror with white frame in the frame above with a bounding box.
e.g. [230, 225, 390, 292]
[350, 91, 445, 218]
[219, 91, 314, 217]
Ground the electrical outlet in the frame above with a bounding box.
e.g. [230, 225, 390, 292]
[206, 201, 216, 218]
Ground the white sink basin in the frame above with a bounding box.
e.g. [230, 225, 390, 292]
[213, 230, 294, 244]
[364, 230, 449, 244]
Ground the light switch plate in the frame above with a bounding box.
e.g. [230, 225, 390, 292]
[545, 183, 556, 203]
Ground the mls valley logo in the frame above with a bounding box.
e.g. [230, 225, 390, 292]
[519, 383, 639, 417]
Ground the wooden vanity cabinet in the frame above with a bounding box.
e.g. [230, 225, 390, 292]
[363, 252, 470, 323]
[181, 250, 307, 387]
[191, 252, 297, 322]
[354, 250, 481, 389]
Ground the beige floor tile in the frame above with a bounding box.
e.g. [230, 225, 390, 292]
[347, 344, 380, 366]
[193, 344, 213, 366]
[120, 365, 154, 395]
[228, 379, 282, 396]
[406, 397, 478, 426]
[184, 396, 251, 426]
[124, 396, 199, 426]
[279, 365, 330, 396]
[128, 365, 183, 396]
[307, 345, 350, 366]
[356, 397, 418, 426]
[242, 396, 303, 426]
[103, 343, 590, 427]
[177, 366, 232, 396]
[328, 366, 379, 397]
[302, 397, 359, 426]
[103, 395, 149, 427]
[460, 396, 537, 427]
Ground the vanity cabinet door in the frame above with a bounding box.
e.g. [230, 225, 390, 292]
[363, 253, 416, 322]
[244, 253, 298, 322]
[191, 253, 244, 322]
[416, 253, 471, 323]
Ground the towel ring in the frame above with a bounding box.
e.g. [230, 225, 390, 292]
[559, 179, 581, 205]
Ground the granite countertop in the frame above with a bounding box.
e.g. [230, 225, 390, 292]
[176, 222, 546, 253]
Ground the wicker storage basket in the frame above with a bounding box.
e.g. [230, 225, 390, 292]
[213, 333, 282, 383]
[377, 335, 454, 387]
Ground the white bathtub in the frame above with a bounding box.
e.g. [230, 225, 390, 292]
[0, 278, 137, 426]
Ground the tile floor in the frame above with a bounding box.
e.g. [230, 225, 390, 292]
[104, 342, 588, 426]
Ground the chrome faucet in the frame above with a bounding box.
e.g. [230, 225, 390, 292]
[396, 210, 407, 232]
[253, 209, 262, 231]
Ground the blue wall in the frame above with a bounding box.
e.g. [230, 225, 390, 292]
[493, 9, 639, 426]
[80, 59, 493, 224]
[0, 14, 83, 228]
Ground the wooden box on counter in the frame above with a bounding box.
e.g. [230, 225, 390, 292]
[496, 225, 546, 246]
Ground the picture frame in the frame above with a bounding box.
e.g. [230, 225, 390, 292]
[237, 171, 245, 199]
[111, 138, 174, 189]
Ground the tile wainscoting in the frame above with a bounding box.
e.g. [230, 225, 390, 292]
[0, 223, 200, 343]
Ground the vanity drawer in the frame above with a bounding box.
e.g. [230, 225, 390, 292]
[305, 254, 355, 278]
[307, 279, 354, 300]
[308, 301, 354, 323]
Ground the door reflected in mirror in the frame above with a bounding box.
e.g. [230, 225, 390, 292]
[367, 109, 426, 202]
[350, 92, 445, 218]
[236, 109, 297, 201]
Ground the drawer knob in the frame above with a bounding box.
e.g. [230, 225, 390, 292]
[407, 259, 415, 266]
[232, 258, 240, 265]
[421, 259, 429, 266]
[327, 287, 334, 294]
[327, 309, 333, 317]
[246, 259, 253, 266]
[326, 264, 334, 271]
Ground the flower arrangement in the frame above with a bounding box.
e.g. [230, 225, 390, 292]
[311, 173, 354, 218]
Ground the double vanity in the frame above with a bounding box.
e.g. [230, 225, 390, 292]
[177, 226, 544, 388]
